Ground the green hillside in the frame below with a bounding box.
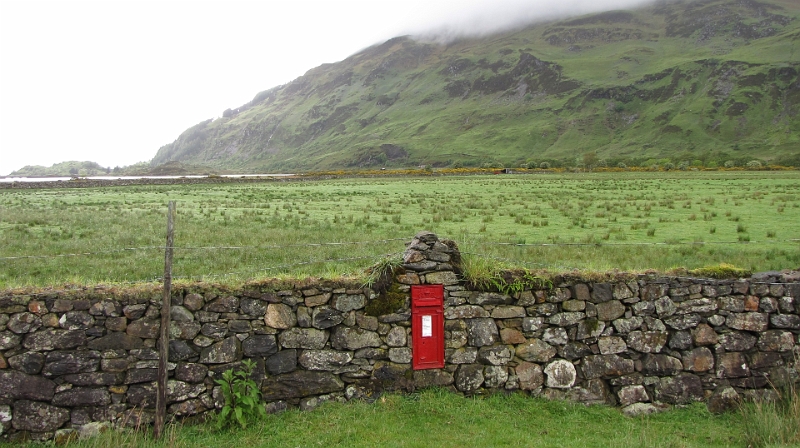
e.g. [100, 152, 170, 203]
[152, 0, 800, 171]
[9, 161, 111, 177]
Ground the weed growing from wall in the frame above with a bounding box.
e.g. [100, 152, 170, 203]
[215, 359, 266, 429]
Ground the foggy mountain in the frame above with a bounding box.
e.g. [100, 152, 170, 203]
[151, 0, 800, 171]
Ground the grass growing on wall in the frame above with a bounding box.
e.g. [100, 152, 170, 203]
[1, 171, 799, 288]
[12, 389, 746, 448]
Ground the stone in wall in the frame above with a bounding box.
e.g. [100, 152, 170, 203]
[414, 369, 454, 388]
[626, 331, 667, 353]
[0, 331, 21, 350]
[516, 362, 544, 390]
[726, 313, 769, 332]
[9, 313, 42, 333]
[682, 347, 714, 372]
[0, 233, 798, 442]
[771, 314, 800, 329]
[299, 350, 353, 371]
[206, 296, 239, 313]
[279, 328, 328, 349]
[262, 371, 344, 400]
[516, 339, 556, 363]
[311, 306, 344, 329]
[641, 354, 683, 376]
[617, 385, 649, 407]
[199, 336, 241, 364]
[11, 401, 70, 432]
[544, 359, 576, 389]
[455, 364, 484, 392]
[0, 371, 56, 401]
[582, 355, 635, 379]
[477, 346, 512, 365]
[169, 340, 197, 362]
[52, 387, 111, 407]
[654, 374, 704, 405]
[242, 335, 278, 357]
[483, 366, 508, 388]
[7, 352, 45, 375]
[266, 350, 298, 375]
[331, 327, 381, 350]
[42, 350, 101, 376]
[265, 304, 296, 329]
[719, 332, 757, 351]
[22, 329, 85, 350]
[757, 330, 794, 352]
[126, 319, 160, 339]
[465, 318, 498, 346]
[596, 301, 625, 321]
[332, 294, 366, 312]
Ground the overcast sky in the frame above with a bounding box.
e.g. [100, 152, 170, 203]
[0, 0, 658, 175]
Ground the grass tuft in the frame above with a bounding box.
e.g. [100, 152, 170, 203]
[739, 382, 800, 448]
[688, 263, 751, 279]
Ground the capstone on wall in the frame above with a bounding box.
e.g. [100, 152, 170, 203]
[0, 231, 798, 442]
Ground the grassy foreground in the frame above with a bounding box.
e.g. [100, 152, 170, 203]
[1, 171, 799, 288]
[6, 389, 746, 448]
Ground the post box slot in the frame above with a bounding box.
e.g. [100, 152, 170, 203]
[411, 284, 443, 308]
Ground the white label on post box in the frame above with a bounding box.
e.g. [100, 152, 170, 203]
[422, 315, 432, 337]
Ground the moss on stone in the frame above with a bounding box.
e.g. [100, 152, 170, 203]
[688, 263, 751, 279]
[584, 318, 600, 333]
[365, 283, 407, 317]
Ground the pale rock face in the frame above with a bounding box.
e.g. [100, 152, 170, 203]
[598, 336, 627, 354]
[265, 303, 297, 329]
[544, 359, 576, 389]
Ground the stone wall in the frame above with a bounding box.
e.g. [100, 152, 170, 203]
[0, 231, 798, 441]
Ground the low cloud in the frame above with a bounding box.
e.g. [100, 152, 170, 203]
[395, 0, 663, 43]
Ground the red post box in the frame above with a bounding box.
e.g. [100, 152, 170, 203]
[411, 284, 444, 370]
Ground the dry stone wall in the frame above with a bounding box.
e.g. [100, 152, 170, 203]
[0, 231, 798, 442]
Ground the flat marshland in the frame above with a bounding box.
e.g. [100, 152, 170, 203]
[1, 171, 799, 288]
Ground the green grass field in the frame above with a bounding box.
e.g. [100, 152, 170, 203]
[10, 389, 745, 448]
[1, 171, 799, 288]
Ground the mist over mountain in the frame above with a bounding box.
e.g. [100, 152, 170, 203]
[152, 0, 800, 171]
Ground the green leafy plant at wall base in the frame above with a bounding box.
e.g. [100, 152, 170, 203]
[215, 359, 266, 429]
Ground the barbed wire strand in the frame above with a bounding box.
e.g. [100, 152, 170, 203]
[4, 237, 798, 261]
[478, 239, 800, 247]
[5, 248, 797, 298]
[460, 251, 580, 272]
[174, 237, 408, 250]
[460, 251, 800, 286]
[179, 252, 404, 282]
[0, 238, 408, 261]
[0, 246, 164, 260]
[4, 253, 404, 298]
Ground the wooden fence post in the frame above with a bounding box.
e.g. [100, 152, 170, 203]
[155, 201, 175, 439]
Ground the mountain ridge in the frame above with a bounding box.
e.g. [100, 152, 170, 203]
[151, 0, 800, 171]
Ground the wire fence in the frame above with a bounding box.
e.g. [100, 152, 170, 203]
[0, 237, 410, 287]
[5, 251, 798, 303]
[3, 234, 799, 289]
[489, 239, 800, 247]
[4, 237, 799, 262]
